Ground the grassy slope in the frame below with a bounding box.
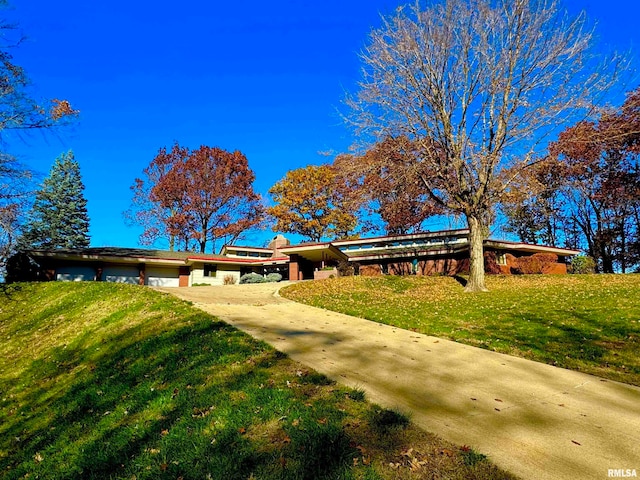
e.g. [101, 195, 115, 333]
[282, 274, 640, 386]
[0, 282, 514, 480]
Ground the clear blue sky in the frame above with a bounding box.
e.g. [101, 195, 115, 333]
[6, 0, 640, 251]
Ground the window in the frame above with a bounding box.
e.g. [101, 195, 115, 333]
[204, 264, 217, 277]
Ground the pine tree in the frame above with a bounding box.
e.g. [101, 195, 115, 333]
[21, 151, 90, 249]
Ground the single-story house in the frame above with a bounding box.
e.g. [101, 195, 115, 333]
[21, 229, 579, 287]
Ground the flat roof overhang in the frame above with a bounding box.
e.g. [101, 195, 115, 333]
[279, 243, 348, 263]
[484, 240, 580, 257]
[187, 256, 289, 267]
[347, 244, 467, 261]
[333, 228, 470, 247]
[30, 251, 187, 267]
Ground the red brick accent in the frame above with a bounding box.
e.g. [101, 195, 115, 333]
[289, 254, 300, 281]
[314, 268, 337, 280]
[179, 266, 190, 287]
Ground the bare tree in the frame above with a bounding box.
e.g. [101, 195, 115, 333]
[347, 0, 622, 291]
[0, 4, 78, 273]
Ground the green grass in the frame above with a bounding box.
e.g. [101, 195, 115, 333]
[0, 282, 514, 480]
[282, 274, 640, 386]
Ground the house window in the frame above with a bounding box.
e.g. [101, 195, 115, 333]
[204, 264, 217, 277]
[496, 253, 507, 266]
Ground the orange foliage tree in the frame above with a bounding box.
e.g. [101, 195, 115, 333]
[267, 164, 362, 242]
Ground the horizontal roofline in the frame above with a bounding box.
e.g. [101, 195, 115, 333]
[484, 239, 580, 256]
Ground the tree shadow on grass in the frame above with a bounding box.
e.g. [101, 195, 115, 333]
[452, 275, 468, 287]
[0, 313, 358, 480]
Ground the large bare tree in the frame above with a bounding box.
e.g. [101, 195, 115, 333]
[347, 0, 622, 291]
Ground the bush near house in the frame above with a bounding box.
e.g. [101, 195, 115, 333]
[265, 272, 283, 282]
[239, 273, 267, 284]
[239, 273, 282, 284]
[569, 255, 596, 274]
[507, 253, 559, 274]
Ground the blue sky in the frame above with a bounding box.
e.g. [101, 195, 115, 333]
[6, 0, 640, 251]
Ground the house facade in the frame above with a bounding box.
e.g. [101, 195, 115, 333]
[22, 229, 579, 287]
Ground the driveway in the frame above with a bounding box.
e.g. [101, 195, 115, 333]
[159, 282, 640, 480]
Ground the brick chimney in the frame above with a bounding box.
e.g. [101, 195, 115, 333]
[268, 234, 290, 257]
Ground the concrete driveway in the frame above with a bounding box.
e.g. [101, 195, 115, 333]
[159, 282, 640, 480]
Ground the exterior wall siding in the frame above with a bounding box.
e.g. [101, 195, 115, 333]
[357, 255, 466, 277]
[191, 264, 242, 285]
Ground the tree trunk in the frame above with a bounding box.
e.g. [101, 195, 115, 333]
[465, 214, 488, 292]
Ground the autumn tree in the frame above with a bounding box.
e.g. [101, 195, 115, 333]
[19, 151, 90, 249]
[550, 89, 640, 272]
[335, 136, 443, 235]
[127, 144, 264, 253]
[500, 157, 566, 246]
[125, 143, 190, 251]
[0, 4, 78, 270]
[503, 86, 640, 272]
[347, 0, 621, 291]
[268, 164, 361, 242]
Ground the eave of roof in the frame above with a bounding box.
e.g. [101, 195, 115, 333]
[187, 255, 289, 266]
[30, 250, 187, 266]
[278, 242, 348, 263]
[332, 228, 470, 247]
[484, 240, 580, 256]
[347, 244, 468, 261]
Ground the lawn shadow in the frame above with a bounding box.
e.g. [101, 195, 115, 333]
[452, 275, 467, 287]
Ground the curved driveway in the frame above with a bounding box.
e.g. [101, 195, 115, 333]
[159, 282, 640, 480]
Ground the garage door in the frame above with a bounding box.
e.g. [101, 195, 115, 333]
[56, 266, 96, 282]
[103, 265, 139, 284]
[146, 267, 180, 287]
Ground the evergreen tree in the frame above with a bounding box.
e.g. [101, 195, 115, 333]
[21, 151, 90, 249]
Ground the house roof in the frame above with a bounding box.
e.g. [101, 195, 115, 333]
[279, 242, 348, 263]
[28, 247, 290, 267]
[484, 240, 580, 257]
[332, 228, 470, 247]
[27, 230, 580, 269]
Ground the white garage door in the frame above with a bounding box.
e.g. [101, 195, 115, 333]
[103, 265, 139, 284]
[146, 267, 180, 287]
[56, 266, 96, 282]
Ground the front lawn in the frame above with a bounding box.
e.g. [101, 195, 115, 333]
[281, 274, 640, 386]
[0, 282, 514, 479]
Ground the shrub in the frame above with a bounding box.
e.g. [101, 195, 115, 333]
[239, 273, 266, 284]
[265, 272, 282, 282]
[510, 253, 558, 274]
[336, 260, 354, 276]
[223, 274, 237, 285]
[569, 255, 596, 274]
[483, 251, 502, 275]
